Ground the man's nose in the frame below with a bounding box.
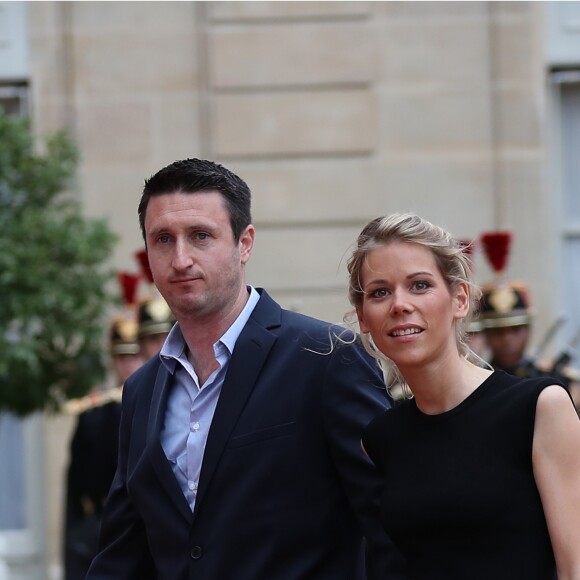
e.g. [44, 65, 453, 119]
[172, 241, 193, 270]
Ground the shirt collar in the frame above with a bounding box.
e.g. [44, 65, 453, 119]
[220, 286, 260, 355]
[160, 286, 260, 373]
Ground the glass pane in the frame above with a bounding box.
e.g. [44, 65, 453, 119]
[561, 83, 580, 225]
[561, 239, 580, 369]
[0, 86, 28, 116]
[0, 413, 26, 529]
[0, 86, 29, 532]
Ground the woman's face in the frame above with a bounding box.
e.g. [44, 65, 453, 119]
[356, 241, 468, 373]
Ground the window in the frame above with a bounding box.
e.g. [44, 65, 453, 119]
[0, 84, 46, 578]
[0, 86, 30, 532]
[0, 84, 29, 116]
[0, 415, 25, 530]
[551, 72, 580, 367]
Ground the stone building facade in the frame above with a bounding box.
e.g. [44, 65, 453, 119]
[0, 1, 579, 578]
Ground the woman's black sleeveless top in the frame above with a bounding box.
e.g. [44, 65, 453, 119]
[363, 370, 564, 579]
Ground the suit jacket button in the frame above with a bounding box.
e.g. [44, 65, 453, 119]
[190, 546, 203, 559]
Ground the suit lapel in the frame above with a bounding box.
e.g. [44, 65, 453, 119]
[146, 363, 193, 523]
[194, 292, 280, 515]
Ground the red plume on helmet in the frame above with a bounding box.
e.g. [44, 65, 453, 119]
[117, 271, 140, 306]
[110, 272, 141, 355]
[458, 238, 476, 269]
[458, 238, 474, 256]
[133, 248, 174, 337]
[478, 231, 531, 328]
[480, 231, 512, 277]
[135, 249, 154, 285]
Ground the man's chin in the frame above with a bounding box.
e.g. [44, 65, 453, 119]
[172, 295, 206, 316]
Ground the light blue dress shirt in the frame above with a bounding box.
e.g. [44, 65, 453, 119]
[159, 286, 260, 511]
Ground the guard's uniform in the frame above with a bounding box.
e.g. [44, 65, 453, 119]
[137, 293, 175, 342]
[478, 231, 574, 392]
[491, 355, 573, 389]
[64, 274, 141, 580]
[134, 248, 176, 360]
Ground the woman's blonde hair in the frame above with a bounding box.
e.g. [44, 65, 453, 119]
[345, 213, 482, 398]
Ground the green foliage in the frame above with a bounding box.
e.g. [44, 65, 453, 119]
[0, 111, 118, 416]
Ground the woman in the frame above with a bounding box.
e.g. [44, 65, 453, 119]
[346, 213, 580, 579]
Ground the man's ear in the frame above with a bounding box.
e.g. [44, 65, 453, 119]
[239, 225, 255, 265]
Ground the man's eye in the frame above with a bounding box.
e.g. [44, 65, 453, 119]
[196, 232, 209, 240]
[158, 235, 170, 244]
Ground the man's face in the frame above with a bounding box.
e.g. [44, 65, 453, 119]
[485, 324, 529, 369]
[112, 353, 144, 384]
[144, 190, 254, 323]
[466, 330, 488, 359]
[140, 333, 168, 360]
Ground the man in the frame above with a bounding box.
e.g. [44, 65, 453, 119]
[134, 248, 177, 360]
[480, 279, 580, 408]
[479, 279, 537, 376]
[64, 292, 144, 580]
[137, 293, 176, 360]
[87, 158, 402, 579]
[465, 318, 488, 360]
[478, 230, 568, 380]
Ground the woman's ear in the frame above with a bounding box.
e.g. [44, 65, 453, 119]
[356, 306, 370, 334]
[453, 282, 470, 320]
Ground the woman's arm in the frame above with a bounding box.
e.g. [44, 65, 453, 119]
[533, 384, 580, 580]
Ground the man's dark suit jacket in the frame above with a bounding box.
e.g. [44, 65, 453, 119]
[87, 289, 403, 579]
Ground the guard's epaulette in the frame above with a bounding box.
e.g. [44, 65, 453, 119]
[560, 366, 580, 383]
[62, 386, 123, 415]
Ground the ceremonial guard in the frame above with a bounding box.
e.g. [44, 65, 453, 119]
[135, 249, 176, 359]
[465, 317, 488, 360]
[460, 238, 488, 359]
[63, 272, 144, 580]
[478, 231, 580, 405]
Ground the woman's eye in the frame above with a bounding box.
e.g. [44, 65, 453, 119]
[369, 288, 388, 299]
[413, 281, 430, 291]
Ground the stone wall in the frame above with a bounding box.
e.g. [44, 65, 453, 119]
[23, 2, 567, 576]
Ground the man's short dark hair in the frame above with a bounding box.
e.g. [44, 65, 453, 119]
[138, 158, 252, 242]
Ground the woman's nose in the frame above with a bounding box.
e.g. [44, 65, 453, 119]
[390, 290, 412, 314]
